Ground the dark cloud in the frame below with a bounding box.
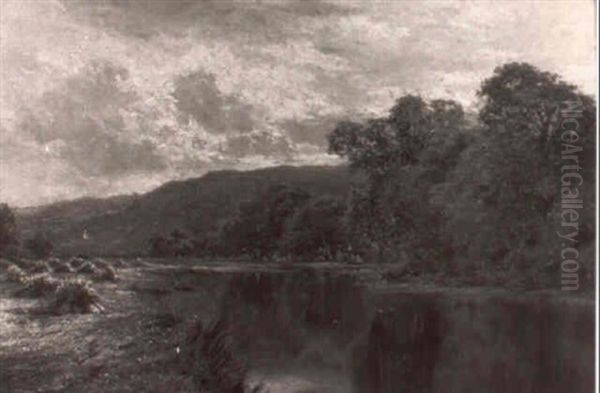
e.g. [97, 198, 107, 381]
[224, 130, 295, 158]
[172, 70, 255, 134]
[279, 115, 342, 145]
[61, 0, 354, 42]
[17, 60, 166, 177]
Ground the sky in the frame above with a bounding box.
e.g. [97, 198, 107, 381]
[0, 0, 596, 207]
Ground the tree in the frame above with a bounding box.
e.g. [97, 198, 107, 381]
[435, 63, 596, 275]
[25, 231, 54, 259]
[149, 229, 193, 257]
[282, 195, 346, 260]
[327, 95, 466, 263]
[0, 203, 18, 256]
[218, 184, 311, 259]
[327, 95, 464, 177]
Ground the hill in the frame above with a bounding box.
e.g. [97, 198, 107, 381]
[15, 165, 357, 256]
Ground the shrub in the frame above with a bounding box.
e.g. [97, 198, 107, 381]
[52, 279, 101, 314]
[183, 318, 265, 393]
[25, 232, 54, 259]
[0, 203, 18, 257]
[93, 265, 117, 282]
[6, 264, 27, 284]
[19, 274, 60, 297]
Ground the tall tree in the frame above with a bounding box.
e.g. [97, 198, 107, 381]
[0, 203, 18, 256]
[327, 95, 466, 263]
[436, 63, 595, 274]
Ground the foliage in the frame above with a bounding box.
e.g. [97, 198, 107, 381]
[25, 232, 54, 259]
[327, 95, 464, 177]
[433, 63, 595, 274]
[149, 229, 194, 257]
[217, 184, 311, 259]
[183, 318, 265, 393]
[325, 62, 595, 284]
[328, 94, 467, 264]
[0, 203, 18, 256]
[282, 195, 347, 260]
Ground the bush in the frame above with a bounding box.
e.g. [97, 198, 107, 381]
[18, 274, 60, 297]
[183, 318, 265, 393]
[25, 232, 54, 259]
[6, 264, 27, 284]
[93, 265, 117, 282]
[52, 279, 101, 314]
[0, 203, 18, 257]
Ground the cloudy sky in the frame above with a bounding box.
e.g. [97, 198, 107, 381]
[0, 0, 596, 206]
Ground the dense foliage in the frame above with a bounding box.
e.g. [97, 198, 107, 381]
[0, 203, 18, 256]
[25, 231, 54, 259]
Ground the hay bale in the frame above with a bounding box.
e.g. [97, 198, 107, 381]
[69, 257, 86, 269]
[93, 258, 110, 270]
[5, 264, 27, 284]
[113, 259, 126, 268]
[52, 279, 101, 314]
[77, 261, 99, 275]
[53, 262, 74, 274]
[46, 257, 62, 269]
[18, 274, 60, 297]
[93, 265, 117, 282]
[22, 260, 50, 274]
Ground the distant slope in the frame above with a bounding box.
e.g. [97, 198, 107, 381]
[15, 165, 357, 256]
